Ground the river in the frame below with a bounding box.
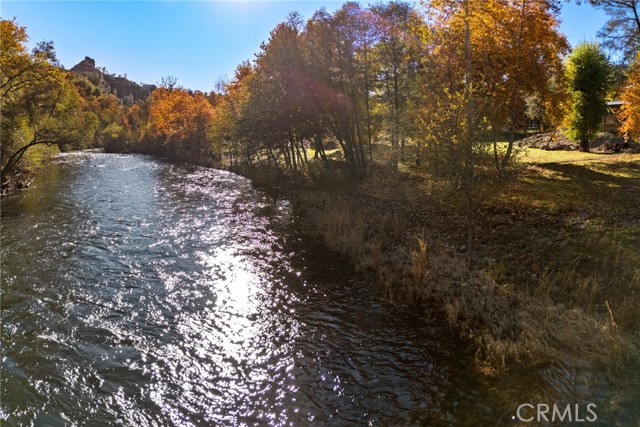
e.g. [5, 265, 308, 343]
[0, 152, 632, 426]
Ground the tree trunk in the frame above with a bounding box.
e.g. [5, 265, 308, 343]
[464, 0, 475, 269]
[467, 193, 474, 269]
[364, 44, 373, 164]
[580, 135, 590, 152]
[1, 137, 47, 180]
[289, 133, 298, 173]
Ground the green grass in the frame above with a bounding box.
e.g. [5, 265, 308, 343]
[521, 147, 603, 164]
[521, 146, 639, 166]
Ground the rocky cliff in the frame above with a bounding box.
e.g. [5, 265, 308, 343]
[70, 56, 155, 101]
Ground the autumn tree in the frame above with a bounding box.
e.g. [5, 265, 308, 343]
[149, 79, 214, 162]
[210, 62, 254, 168]
[415, 0, 569, 263]
[417, 0, 568, 175]
[565, 42, 614, 152]
[84, 93, 124, 150]
[1, 18, 85, 181]
[492, 0, 568, 170]
[618, 51, 640, 140]
[418, 0, 494, 265]
[126, 99, 150, 144]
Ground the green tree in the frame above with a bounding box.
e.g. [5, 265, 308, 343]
[565, 42, 614, 152]
[247, 18, 309, 174]
[320, 2, 371, 176]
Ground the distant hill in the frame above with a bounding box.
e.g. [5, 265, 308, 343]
[70, 56, 156, 102]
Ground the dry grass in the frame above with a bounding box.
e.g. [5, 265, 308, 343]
[409, 238, 430, 301]
[294, 146, 640, 385]
[248, 142, 640, 406]
[313, 197, 639, 377]
[234, 141, 640, 419]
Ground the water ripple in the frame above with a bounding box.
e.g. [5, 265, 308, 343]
[1, 152, 495, 426]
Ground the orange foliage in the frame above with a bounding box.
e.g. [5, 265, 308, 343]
[618, 52, 640, 141]
[149, 87, 214, 145]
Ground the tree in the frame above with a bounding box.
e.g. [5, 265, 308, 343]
[322, 2, 371, 176]
[247, 19, 310, 174]
[418, 0, 568, 176]
[1, 19, 84, 181]
[418, 0, 501, 266]
[584, 0, 640, 62]
[565, 42, 614, 152]
[148, 79, 214, 162]
[415, 0, 568, 264]
[371, 1, 422, 165]
[210, 62, 254, 168]
[299, 9, 346, 164]
[618, 51, 640, 140]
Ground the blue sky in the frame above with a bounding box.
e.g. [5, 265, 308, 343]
[2, 1, 609, 92]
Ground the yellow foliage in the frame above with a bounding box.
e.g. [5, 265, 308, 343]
[426, 0, 569, 129]
[618, 52, 640, 141]
[1, 18, 84, 177]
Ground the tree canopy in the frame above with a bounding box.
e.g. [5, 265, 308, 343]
[1, 2, 633, 185]
[618, 51, 640, 139]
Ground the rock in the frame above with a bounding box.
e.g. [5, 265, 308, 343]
[592, 138, 639, 153]
[70, 56, 156, 101]
[517, 131, 577, 150]
[518, 131, 640, 153]
[70, 56, 96, 74]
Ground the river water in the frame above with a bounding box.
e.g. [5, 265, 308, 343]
[0, 152, 632, 426]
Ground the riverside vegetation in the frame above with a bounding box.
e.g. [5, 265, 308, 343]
[2, 0, 640, 414]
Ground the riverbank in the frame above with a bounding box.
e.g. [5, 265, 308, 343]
[240, 146, 640, 411]
[1, 175, 34, 196]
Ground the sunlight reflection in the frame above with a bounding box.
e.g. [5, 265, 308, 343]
[154, 245, 300, 423]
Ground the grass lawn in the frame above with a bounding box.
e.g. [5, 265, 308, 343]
[481, 148, 640, 327]
[521, 146, 639, 166]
